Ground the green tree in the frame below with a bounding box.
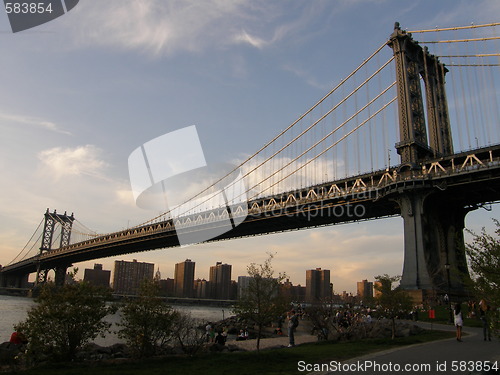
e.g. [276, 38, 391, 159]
[117, 279, 179, 357]
[465, 219, 500, 336]
[170, 313, 207, 356]
[232, 253, 289, 352]
[374, 274, 413, 340]
[15, 281, 115, 362]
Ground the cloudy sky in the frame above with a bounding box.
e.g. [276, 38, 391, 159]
[0, 0, 499, 294]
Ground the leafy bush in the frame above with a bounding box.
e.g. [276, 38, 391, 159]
[117, 279, 179, 357]
[466, 219, 500, 337]
[15, 282, 116, 363]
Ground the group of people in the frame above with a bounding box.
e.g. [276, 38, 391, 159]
[453, 299, 492, 342]
[205, 323, 228, 346]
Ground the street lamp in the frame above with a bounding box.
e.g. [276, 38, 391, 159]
[444, 263, 452, 323]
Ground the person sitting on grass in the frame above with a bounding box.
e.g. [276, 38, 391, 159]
[236, 329, 247, 341]
[215, 331, 226, 346]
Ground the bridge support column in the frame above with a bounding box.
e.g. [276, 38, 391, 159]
[54, 266, 68, 287]
[396, 192, 471, 298]
[397, 192, 434, 291]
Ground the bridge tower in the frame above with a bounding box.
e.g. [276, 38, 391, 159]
[388, 22, 454, 165]
[35, 209, 75, 286]
[388, 23, 469, 298]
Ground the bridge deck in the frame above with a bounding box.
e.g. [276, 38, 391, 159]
[2, 145, 500, 276]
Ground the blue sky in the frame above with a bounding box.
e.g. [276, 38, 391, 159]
[0, 0, 499, 293]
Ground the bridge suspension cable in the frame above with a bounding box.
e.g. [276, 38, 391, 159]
[129, 22, 499, 230]
[7, 22, 500, 263]
[420, 36, 500, 44]
[412, 22, 500, 153]
[212, 59, 396, 203]
[6, 218, 44, 265]
[409, 22, 500, 33]
[56, 22, 499, 240]
[440, 53, 500, 57]
[70, 219, 99, 239]
[446, 64, 500, 67]
[250, 94, 397, 200]
[121, 50, 397, 232]
[127, 42, 398, 228]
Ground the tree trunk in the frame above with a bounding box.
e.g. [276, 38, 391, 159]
[257, 324, 262, 352]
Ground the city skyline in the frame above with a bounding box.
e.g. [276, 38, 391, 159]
[1, 1, 499, 294]
[81, 259, 380, 297]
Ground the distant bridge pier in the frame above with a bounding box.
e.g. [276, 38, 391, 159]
[397, 190, 472, 299]
[0, 271, 29, 289]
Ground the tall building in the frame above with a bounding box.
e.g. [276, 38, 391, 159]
[306, 268, 331, 302]
[159, 278, 175, 296]
[174, 259, 195, 298]
[84, 263, 111, 288]
[281, 279, 306, 302]
[194, 278, 209, 299]
[237, 275, 279, 300]
[113, 259, 154, 295]
[209, 262, 232, 300]
[237, 276, 252, 299]
[357, 279, 374, 300]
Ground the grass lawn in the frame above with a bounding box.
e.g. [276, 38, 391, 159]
[416, 305, 483, 328]
[9, 330, 454, 375]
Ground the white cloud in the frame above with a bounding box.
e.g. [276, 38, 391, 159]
[233, 30, 269, 49]
[66, 0, 324, 56]
[68, 0, 252, 55]
[0, 112, 71, 135]
[37, 145, 108, 179]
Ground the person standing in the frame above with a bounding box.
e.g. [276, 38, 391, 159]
[479, 300, 492, 341]
[454, 303, 463, 342]
[287, 310, 298, 347]
[205, 322, 212, 343]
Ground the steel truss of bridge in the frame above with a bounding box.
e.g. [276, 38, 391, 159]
[3, 144, 499, 286]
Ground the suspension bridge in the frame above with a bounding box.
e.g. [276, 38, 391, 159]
[1, 22, 500, 300]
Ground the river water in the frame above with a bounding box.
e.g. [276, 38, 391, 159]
[0, 295, 233, 346]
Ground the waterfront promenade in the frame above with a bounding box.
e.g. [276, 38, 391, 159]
[228, 321, 498, 375]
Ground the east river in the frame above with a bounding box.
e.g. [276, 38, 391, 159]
[0, 294, 232, 346]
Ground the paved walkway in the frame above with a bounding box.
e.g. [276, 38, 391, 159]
[226, 321, 498, 374]
[307, 322, 499, 375]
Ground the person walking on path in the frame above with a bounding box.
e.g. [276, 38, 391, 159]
[454, 303, 463, 342]
[287, 309, 298, 347]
